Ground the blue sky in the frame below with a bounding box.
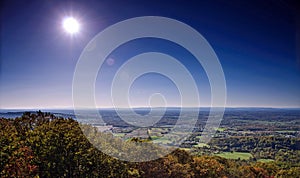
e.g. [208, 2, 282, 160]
[1, 0, 300, 108]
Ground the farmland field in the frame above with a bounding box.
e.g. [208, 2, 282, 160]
[215, 152, 253, 160]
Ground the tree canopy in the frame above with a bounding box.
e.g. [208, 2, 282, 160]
[1, 112, 299, 177]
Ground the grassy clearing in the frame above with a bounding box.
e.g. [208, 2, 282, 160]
[217, 127, 226, 132]
[113, 133, 125, 137]
[257, 159, 274, 163]
[215, 152, 253, 160]
[152, 137, 172, 144]
[150, 136, 161, 140]
[193, 143, 210, 148]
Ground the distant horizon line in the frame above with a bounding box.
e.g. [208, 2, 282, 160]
[1, 106, 300, 110]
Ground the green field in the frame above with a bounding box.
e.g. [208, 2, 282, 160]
[152, 137, 172, 144]
[113, 133, 125, 137]
[193, 143, 210, 148]
[215, 152, 253, 160]
[258, 159, 274, 163]
[150, 136, 161, 140]
[217, 127, 227, 132]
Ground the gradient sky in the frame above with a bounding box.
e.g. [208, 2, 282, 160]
[1, 0, 300, 109]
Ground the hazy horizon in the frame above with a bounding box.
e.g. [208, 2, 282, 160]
[1, 106, 300, 110]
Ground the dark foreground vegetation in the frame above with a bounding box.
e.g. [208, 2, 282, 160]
[1, 112, 300, 178]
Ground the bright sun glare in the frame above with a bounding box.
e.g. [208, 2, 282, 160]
[63, 17, 79, 34]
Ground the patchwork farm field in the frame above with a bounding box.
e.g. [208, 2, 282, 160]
[215, 152, 253, 160]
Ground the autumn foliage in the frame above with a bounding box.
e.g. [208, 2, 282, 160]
[0, 112, 299, 177]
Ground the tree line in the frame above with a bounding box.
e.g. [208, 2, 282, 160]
[1, 111, 299, 177]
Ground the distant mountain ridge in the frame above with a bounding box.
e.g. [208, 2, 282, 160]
[1, 107, 299, 119]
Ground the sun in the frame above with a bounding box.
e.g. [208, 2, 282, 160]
[63, 17, 80, 34]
